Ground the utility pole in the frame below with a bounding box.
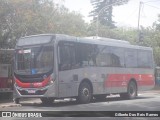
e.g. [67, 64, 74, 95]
[137, 1, 143, 43]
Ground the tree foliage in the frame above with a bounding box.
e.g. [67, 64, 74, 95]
[1, 0, 160, 66]
[87, 15, 160, 67]
[89, 0, 129, 28]
[87, 22, 137, 44]
[0, 0, 87, 48]
[145, 16, 160, 66]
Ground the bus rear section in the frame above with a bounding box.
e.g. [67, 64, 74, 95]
[0, 49, 14, 98]
[0, 64, 13, 93]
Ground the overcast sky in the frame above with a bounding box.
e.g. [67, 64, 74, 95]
[56, 0, 160, 28]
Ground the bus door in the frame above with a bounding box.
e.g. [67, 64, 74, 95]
[58, 41, 78, 98]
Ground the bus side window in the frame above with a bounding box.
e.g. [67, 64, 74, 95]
[77, 43, 96, 67]
[110, 47, 125, 67]
[125, 49, 138, 68]
[58, 41, 77, 71]
[96, 46, 124, 67]
[138, 51, 153, 68]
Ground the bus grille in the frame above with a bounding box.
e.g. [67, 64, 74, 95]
[18, 89, 47, 95]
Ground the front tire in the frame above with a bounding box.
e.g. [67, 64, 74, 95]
[14, 98, 20, 104]
[128, 81, 137, 99]
[78, 82, 92, 104]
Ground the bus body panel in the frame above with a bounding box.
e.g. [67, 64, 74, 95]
[58, 67, 154, 97]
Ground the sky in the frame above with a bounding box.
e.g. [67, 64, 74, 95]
[56, 0, 160, 28]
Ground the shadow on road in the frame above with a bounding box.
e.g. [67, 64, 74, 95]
[20, 96, 153, 108]
[0, 93, 13, 103]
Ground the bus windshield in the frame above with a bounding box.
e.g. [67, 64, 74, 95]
[15, 46, 53, 75]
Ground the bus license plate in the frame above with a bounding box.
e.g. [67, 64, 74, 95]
[27, 90, 36, 94]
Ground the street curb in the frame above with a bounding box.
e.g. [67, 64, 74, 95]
[0, 103, 21, 108]
[141, 90, 160, 94]
[0, 98, 40, 108]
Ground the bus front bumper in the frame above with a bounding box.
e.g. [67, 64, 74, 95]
[13, 83, 56, 99]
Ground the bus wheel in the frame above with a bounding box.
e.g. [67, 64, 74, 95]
[127, 81, 137, 99]
[78, 82, 92, 104]
[40, 98, 54, 104]
[14, 98, 20, 104]
[121, 81, 137, 99]
[120, 81, 137, 99]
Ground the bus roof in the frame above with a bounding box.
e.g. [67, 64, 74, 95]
[84, 36, 130, 44]
[16, 34, 152, 51]
[17, 34, 76, 46]
[79, 36, 152, 51]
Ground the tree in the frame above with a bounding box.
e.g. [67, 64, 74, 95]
[89, 0, 129, 28]
[139, 15, 160, 66]
[0, 0, 87, 49]
[87, 22, 137, 44]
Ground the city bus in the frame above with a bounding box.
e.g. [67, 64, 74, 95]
[0, 49, 14, 97]
[13, 34, 155, 104]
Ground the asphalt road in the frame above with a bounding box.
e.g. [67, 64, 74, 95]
[0, 90, 160, 120]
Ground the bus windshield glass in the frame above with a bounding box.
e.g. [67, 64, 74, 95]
[15, 46, 53, 75]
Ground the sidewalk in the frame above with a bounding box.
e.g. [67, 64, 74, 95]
[152, 85, 160, 90]
[0, 102, 21, 108]
[141, 85, 160, 94]
[0, 98, 39, 109]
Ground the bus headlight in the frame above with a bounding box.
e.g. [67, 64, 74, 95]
[49, 73, 55, 84]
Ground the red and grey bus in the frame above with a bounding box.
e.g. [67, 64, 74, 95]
[0, 49, 14, 97]
[13, 34, 155, 104]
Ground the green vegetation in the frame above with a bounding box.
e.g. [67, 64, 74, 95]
[0, 0, 160, 66]
[0, 0, 87, 48]
[89, 0, 129, 28]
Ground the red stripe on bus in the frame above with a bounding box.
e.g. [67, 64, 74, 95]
[15, 76, 50, 88]
[105, 74, 155, 87]
[15, 79, 30, 88]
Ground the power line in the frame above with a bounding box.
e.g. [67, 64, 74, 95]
[144, 0, 160, 3]
[121, 6, 139, 22]
[144, 3, 160, 10]
[141, 3, 147, 18]
[137, 1, 143, 43]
